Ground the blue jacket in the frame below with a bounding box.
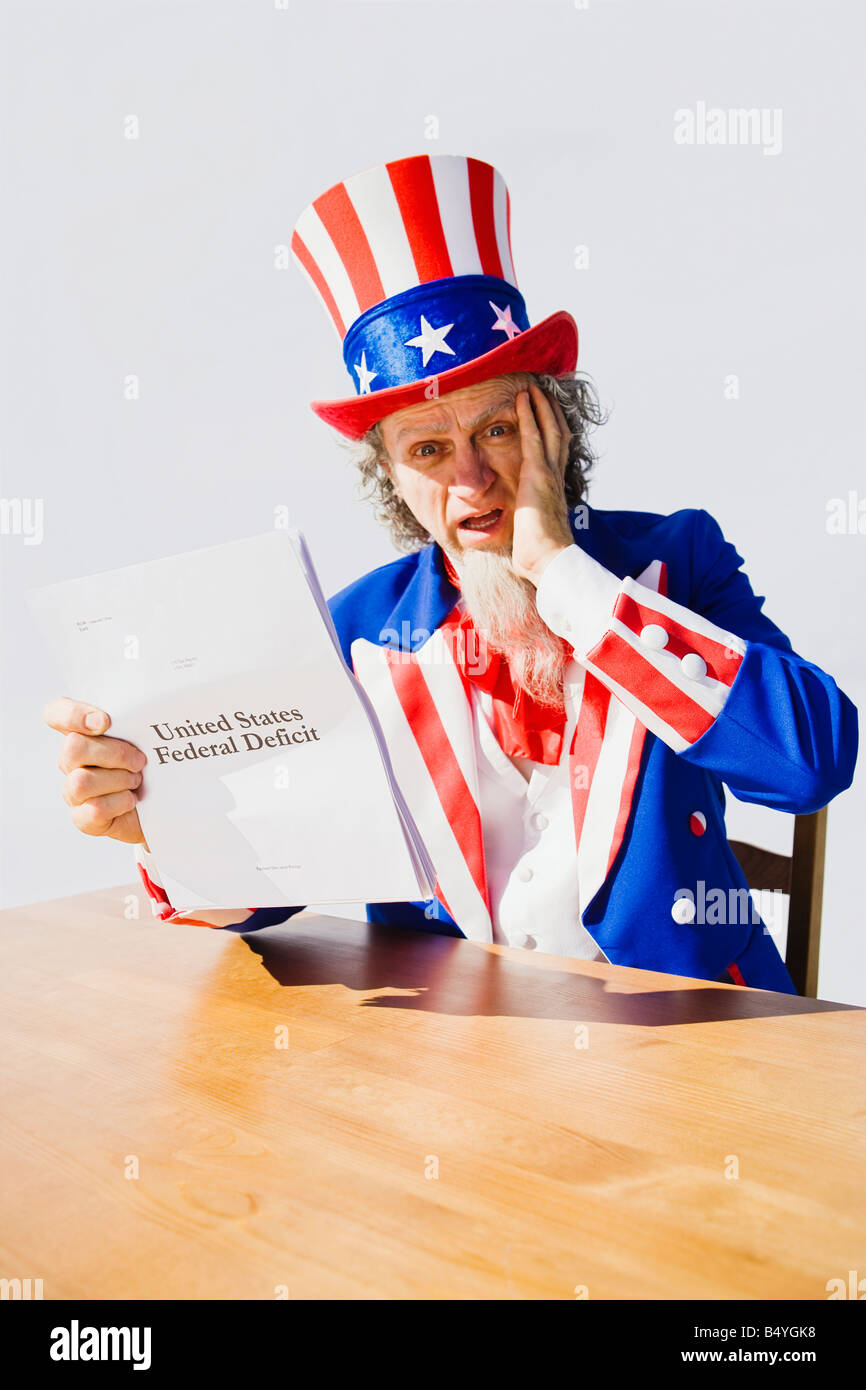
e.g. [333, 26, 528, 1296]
[235, 505, 858, 993]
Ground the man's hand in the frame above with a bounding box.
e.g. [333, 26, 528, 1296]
[511, 380, 575, 586]
[43, 697, 149, 847]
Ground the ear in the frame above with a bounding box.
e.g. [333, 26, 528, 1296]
[383, 456, 402, 498]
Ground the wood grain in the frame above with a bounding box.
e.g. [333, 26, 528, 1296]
[0, 882, 863, 1300]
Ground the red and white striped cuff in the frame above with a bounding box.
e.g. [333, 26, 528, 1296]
[536, 544, 746, 752]
[133, 844, 255, 930]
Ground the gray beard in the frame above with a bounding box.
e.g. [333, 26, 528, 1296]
[447, 545, 567, 710]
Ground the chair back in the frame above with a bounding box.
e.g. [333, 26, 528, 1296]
[728, 807, 828, 997]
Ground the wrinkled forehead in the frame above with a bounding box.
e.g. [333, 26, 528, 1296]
[379, 372, 531, 441]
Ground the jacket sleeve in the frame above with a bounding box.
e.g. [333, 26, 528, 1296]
[133, 843, 304, 933]
[535, 508, 858, 813]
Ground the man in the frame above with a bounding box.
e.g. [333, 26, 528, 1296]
[44, 154, 858, 990]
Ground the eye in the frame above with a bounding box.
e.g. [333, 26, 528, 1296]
[413, 443, 438, 458]
[487, 423, 511, 437]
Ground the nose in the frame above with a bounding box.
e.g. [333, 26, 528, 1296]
[448, 436, 495, 500]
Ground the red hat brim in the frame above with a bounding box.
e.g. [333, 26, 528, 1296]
[309, 309, 578, 440]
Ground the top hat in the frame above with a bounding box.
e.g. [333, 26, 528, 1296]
[290, 153, 578, 440]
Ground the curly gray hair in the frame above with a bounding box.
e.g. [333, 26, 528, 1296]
[337, 370, 607, 552]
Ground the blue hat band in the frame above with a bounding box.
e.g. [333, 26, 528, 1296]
[342, 274, 530, 397]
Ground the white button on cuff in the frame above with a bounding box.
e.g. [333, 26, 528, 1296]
[671, 896, 697, 925]
[522, 935, 537, 951]
[640, 623, 669, 651]
[511, 930, 528, 947]
[516, 865, 534, 883]
[681, 652, 707, 681]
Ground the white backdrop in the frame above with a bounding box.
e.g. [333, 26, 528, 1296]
[2, 0, 863, 1001]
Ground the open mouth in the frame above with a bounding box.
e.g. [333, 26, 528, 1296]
[458, 508, 504, 533]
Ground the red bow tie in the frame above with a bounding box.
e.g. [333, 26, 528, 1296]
[441, 550, 569, 765]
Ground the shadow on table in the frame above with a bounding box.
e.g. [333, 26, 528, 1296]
[241, 920, 858, 1026]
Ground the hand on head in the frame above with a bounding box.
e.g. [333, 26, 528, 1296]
[510, 380, 575, 586]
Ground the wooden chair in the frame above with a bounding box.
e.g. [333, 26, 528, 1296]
[728, 807, 828, 997]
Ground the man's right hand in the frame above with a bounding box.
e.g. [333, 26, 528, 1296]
[43, 697, 149, 847]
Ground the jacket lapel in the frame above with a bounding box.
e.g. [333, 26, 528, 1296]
[351, 627, 493, 943]
[569, 558, 667, 914]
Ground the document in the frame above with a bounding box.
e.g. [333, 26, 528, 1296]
[28, 531, 436, 910]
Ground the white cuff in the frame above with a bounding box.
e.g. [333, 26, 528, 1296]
[534, 543, 622, 657]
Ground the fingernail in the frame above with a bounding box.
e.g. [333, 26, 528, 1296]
[84, 712, 104, 731]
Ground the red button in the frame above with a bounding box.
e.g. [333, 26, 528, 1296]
[689, 811, 707, 836]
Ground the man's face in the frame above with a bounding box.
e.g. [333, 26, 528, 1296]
[378, 373, 533, 558]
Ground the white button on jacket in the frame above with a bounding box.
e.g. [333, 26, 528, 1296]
[671, 895, 697, 925]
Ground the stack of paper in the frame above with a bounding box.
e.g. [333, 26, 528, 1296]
[28, 531, 436, 911]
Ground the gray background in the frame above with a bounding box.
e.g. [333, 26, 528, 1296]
[2, 0, 863, 1000]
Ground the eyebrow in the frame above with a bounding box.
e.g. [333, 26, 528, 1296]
[393, 397, 516, 444]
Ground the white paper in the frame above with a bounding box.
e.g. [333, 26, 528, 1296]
[28, 531, 436, 909]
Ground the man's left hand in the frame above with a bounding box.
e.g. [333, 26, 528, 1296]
[511, 380, 575, 586]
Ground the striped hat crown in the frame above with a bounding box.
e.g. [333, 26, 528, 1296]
[290, 152, 578, 439]
[291, 153, 529, 398]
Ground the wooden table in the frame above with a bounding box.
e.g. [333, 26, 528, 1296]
[1, 882, 864, 1301]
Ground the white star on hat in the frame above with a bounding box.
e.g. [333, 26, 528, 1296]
[489, 301, 522, 341]
[354, 351, 378, 395]
[405, 315, 456, 367]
